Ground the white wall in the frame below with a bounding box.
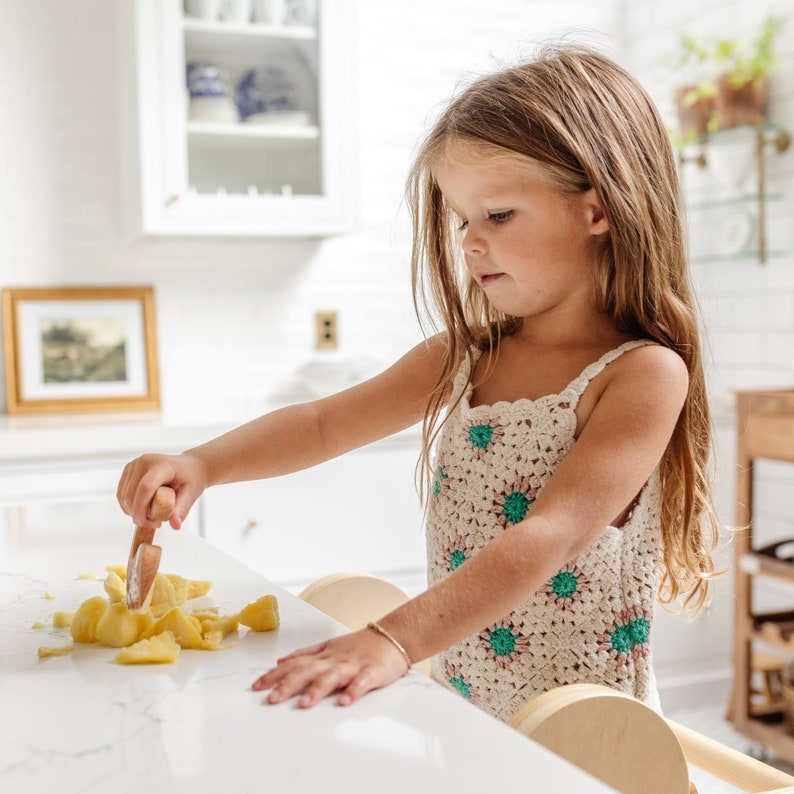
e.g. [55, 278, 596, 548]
[0, 0, 619, 421]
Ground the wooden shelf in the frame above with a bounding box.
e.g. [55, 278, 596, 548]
[741, 552, 794, 584]
[753, 611, 794, 653]
[729, 390, 794, 763]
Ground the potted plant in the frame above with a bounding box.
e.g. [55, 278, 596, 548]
[668, 15, 783, 141]
[711, 15, 782, 129]
[671, 31, 717, 140]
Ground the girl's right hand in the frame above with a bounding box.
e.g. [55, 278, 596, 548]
[116, 452, 207, 530]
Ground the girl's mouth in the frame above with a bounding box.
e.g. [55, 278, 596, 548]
[479, 273, 503, 287]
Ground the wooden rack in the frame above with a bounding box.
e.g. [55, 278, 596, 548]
[729, 390, 794, 760]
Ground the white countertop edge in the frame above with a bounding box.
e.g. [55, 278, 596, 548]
[0, 409, 421, 465]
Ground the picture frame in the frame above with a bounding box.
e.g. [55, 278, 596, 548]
[2, 286, 160, 415]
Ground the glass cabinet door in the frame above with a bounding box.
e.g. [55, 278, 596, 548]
[120, 0, 355, 237]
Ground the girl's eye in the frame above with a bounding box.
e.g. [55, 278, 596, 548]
[457, 220, 468, 232]
[489, 211, 513, 223]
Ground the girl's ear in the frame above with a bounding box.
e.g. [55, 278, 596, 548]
[584, 188, 609, 235]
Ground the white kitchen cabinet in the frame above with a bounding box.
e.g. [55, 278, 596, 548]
[0, 415, 220, 558]
[118, 0, 356, 237]
[199, 436, 428, 594]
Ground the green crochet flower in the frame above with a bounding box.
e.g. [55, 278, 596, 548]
[487, 625, 518, 656]
[433, 465, 448, 497]
[607, 616, 650, 656]
[444, 662, 479, 704]
[468, 423, 496, 450]
[448, 548, 467, 570]
[501, 490, 530, 523]
[449, 674, 473, 699]
[493, 477, 537, 527]
[444, 534, 472, 571]
[549, 568, 579, 600]
[462, 419, 504, 460]
[542, 563, 590, 610]
[479, 621, 531, 669]
[599, 609, 652, 663]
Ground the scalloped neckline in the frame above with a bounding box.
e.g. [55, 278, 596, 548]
[461, 339, 651, 412]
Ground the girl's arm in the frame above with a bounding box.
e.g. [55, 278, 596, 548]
[252, 343, 689, 707]
[117, 336, 449, 529]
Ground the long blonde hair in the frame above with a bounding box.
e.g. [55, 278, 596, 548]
[407, 44, 718, 614]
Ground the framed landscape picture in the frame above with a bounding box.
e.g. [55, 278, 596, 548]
[2, 287, 160, 414]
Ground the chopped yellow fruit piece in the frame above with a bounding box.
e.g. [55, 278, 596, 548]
[114, 631, 180, 664]
[78, 572, 98, 580]
[165, 573, 189, 605]
[191, 608, 220, 621]
[149, 573, 176, 611]
[186, 579, 212, 599]
[199, 630, 237, 651]
[200, 616, 239, 637]
[236, 595, 279, 632]
[105, 563, 127, 580]
[32, 621, 45, 630]
[95, 602, 155, 648]
[143, 607, 203, 649]
[38, 645, 74, 658]
[199, 630, 223, 650]
[70, 596, 108, 643]
[104, 571, 126, 603]
[44, 592, 56, 600]
[53, 611, 74, 628]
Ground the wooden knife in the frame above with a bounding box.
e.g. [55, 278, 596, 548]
[126, 485, 176, 612]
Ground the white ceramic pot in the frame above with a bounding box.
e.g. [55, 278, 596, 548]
[252, 0, 285, 25]
[185, 0, 222, 21]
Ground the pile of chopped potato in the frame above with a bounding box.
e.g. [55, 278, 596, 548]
[37, 566, 279, 665]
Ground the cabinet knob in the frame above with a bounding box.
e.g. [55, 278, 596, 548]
[242, 518, 259, 537]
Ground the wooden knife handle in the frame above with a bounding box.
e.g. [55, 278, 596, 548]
[148, 485, 176, 523]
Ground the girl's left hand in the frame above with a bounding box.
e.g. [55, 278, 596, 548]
[251, 628, 411, 708]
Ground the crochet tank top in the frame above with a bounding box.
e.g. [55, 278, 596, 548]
[426, 340, 662, 722]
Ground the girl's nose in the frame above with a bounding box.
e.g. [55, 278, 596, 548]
[463, 226, 485, 256]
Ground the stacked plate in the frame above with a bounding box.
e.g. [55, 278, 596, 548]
[235, 65, 310, 124]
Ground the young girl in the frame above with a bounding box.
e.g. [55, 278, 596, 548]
[117, 44, 718, 723]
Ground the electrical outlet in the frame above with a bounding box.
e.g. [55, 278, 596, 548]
[315, 311, 338, 350]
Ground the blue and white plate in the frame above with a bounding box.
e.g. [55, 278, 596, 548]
[235, 61, 314, 123]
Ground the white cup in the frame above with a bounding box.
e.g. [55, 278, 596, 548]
[221, 0, 252, 23]
[253, 0, 285, 25]
[185, 0, 222, 21]
[294, 0, 316, 26]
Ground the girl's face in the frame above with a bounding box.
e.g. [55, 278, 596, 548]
[433, 143, 609, 327]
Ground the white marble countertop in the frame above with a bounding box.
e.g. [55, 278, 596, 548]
[0, 528, 614, 794]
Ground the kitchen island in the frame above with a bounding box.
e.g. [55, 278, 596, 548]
[1, 527, 615, 793]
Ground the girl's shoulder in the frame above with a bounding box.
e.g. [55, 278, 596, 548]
[606, 340, 688, 385]
[580, 338, 686, 383]
[580, 340, 689, 415]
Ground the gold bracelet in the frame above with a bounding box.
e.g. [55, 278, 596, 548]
[366, 622, 413, 671]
